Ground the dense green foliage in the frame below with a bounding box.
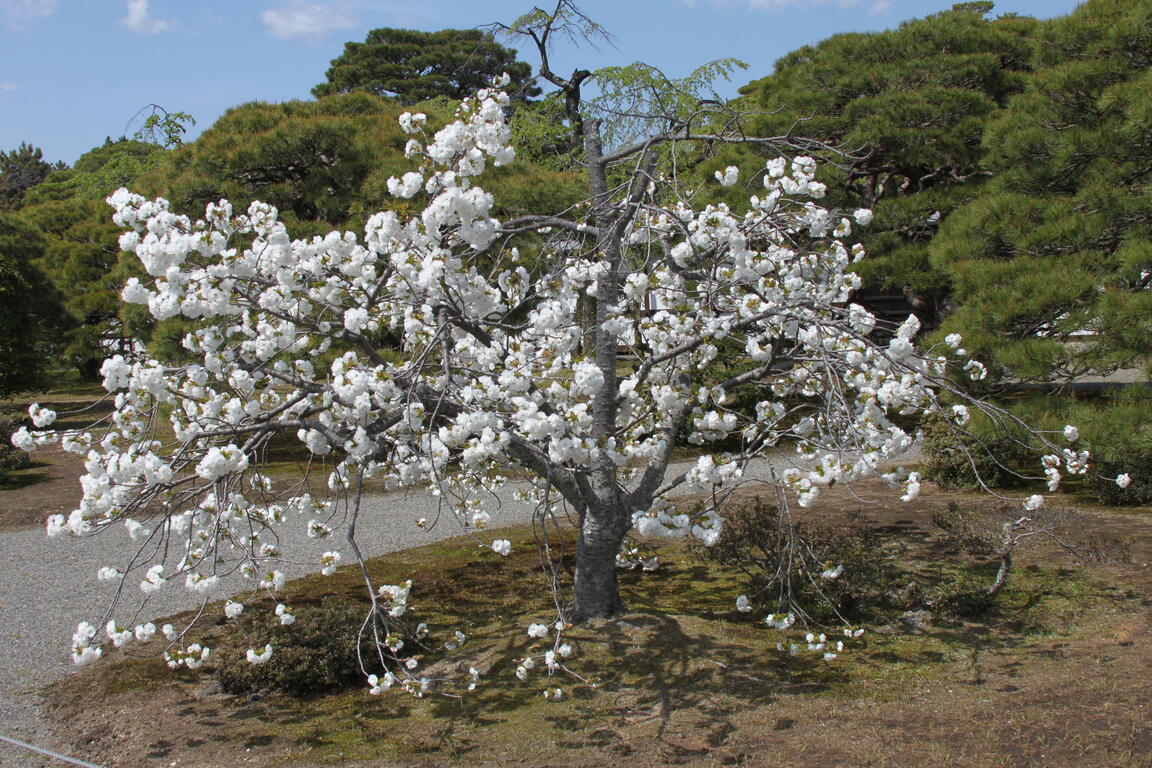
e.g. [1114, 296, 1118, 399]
[919, 411, 1029, 491]
[932, 0, 1152, 384]
[0, 212, 66, 395]
[1069, 392, 1152, 505]
[921, 388, 1152, 505]
[0, 142, 66, 208]
[137, 92, 413, 231]
[18, 199, 134, 377]
[14, 140, 166, 376]
[313, 28, 539, 105]
[136, 91, 583, 235]
[728, 2, 1038, 325]
[24, 139, 163, 206]
[1015, 390, 1152, 506]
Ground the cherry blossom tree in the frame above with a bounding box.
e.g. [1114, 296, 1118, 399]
[12, 2, 1100, 694]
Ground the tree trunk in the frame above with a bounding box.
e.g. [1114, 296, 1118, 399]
[563, 114, 629, 624]
[568, 509, 628, 622]
[578, 290, 597, 355]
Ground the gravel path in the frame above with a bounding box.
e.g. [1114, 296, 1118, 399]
[0, 448, 918, 767]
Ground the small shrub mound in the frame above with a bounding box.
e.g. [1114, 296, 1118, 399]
[930, 500, 1125, 615]
[690, 494, 898, 624]
[1003, 389, 1152, 506]
[919, 413, 1028, 491]
[216, 598, 387, 697]
[0, 416, 32, 485]
[921, 390, 1152, 505]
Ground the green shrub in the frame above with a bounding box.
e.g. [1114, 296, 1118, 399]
[925, 575, 996, 617]
[216, 598, 388, 697]
[0, 416, 32, 484]
[920, 388, 1152, 504]
[919, 412, 1031, 491]
[995, 389, 1152, 505]
[1071, 390, 1152, 505]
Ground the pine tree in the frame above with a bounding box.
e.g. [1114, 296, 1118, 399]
[724, 2, 1039, 325]
[931, 0, 1152, 383]
[136, 92, 583, 234]
[313, 28, 540, 105]
[0, 212, 65, 395]
[0, 142, 66, 208]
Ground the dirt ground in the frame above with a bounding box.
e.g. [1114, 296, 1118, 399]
[48, 611, 1152, 768]
[0, 445, 85, 530]
[1, 393, 107, 530]
[38, 480, 1152, 768]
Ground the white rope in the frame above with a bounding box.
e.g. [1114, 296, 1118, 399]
[0, 732, 105, 768]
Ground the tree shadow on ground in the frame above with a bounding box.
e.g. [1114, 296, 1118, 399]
[416, 610, 844, 760]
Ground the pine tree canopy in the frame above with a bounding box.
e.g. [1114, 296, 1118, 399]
[313, 28, 540, 105]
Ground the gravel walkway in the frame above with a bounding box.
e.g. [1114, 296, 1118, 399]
[0, 448, 918, 767]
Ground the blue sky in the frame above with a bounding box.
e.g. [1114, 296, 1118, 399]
[1, 0, 1084, 165]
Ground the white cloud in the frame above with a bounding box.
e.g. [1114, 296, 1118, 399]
[261, 2, 356, 43]
[121, 0, 171, 34]
[0, 82, 19, 92]
[2, 0, 57, 30]
[869, 0, 892, 14]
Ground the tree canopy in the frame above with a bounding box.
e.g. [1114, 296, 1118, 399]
[138, 93, 410, 230]
[23, 139, 164, 206]
[0, 142, 66, 209]
[18, 198, 133, 377]
[931, 0, 1152, 382]
[136, 91, 580, 237]
[0, 212, 66, 396]
[727, 2, 1039, 325]
[313, 28, 540, 105]
[14, 139, 170, 377]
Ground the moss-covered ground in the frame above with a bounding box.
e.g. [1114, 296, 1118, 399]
[40, 480, 1152, 768]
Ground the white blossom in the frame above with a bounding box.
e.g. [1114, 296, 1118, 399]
[821, 564, 844, 580]
[715, 166, 739, 187]
[247, 644, 273, 665]
[28, 403, 56, 428]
